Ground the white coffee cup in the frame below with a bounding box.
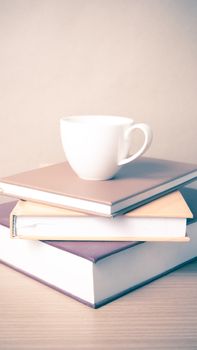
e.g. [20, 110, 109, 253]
[60, 115, 153, 180]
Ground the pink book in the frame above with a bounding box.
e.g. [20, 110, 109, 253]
[0, 157, 196, 216]
[0, 185, 196, 308]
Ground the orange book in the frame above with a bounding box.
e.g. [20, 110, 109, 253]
[10, 191, 192, 241]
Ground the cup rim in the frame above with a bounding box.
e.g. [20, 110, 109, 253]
[60, 115, 134, 125]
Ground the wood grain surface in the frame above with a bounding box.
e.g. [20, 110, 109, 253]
[0, 259, 197, 349]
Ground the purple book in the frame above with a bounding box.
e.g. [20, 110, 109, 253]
[0, 186, 196, 308]
[0, 157, 196, 216]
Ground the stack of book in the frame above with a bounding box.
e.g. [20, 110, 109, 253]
[0, 157, 196, 308]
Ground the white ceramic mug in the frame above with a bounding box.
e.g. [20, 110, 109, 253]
[60, 115, 153, 180]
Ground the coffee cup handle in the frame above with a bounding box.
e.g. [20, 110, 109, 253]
[118, 123, 153, 166]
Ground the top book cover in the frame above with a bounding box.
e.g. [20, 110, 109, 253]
[0, 157, 196, 216]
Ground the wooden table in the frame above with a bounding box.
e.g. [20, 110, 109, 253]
[0, 258, 197, 349]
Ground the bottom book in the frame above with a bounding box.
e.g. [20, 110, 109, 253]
[0, 186, 196, 308]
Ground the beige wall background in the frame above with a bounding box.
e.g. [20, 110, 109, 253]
[0, 0, 196, 178]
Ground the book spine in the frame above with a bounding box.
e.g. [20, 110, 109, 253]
[10, 215, 17, 238]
